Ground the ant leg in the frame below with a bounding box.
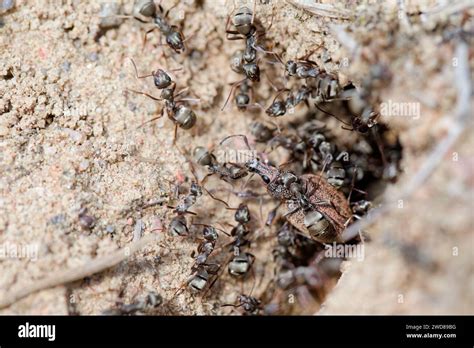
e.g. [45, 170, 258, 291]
[172, 123, 178, 145]
[226, 34, 247, 40]
[266, 202, 281, 226]
[173, 86, 189, 99]
[143, 27, 159, 51]
[182, 29, 196, 44]
[314, 103, 352, 126]
[264, 71, 288, 95]
[346, 166, 359, 203]
[219, 134, 252, 151]
[164, 1, 179, 18]
[112, 14, 149, 24]
[129, 58, 153, 79]
[201, 186, 231, 209]
[297, 43, 324, 62]
[251, 0, 257, 26]
[137, 109, 164, 129]
[278, 158, 297, 170]
[221, 78, 246, 111]
[283, 204, 300, 218]
[266, 5, 275, 32]
[371, 125, 388, 168]
[221, 303, 242, 308]
[255, 6, 274, 40]
[272, 88, 291, 104]
[127, 88, 162, 101]
[200, 172, 213, 186]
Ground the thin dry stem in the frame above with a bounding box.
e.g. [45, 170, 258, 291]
[0, 233, 160, 309]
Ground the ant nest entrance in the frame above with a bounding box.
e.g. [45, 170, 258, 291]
[157, 4, 404, 315]
[182, 91, 403, 315]
[241, 105, 401, 315]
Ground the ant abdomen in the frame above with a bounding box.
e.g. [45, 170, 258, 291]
[233, 6, 253, 36]
[174, 105, 196, 129]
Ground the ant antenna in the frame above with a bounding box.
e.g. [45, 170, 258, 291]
[314, 103, 351, 126]
[220, 134, 252, 151]
[221, 78, 247, 111]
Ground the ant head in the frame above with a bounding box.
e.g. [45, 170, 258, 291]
[266, 100, 286, 117]
[235, 203, 251, 224]
[245, 158, 278, 185]
[190, 182, 202, 196]
[278, 172, 299, 188]
[285, 60, 297, 75]
[166, 30, 185, 54]
[153, 69, 172, 89]
[202, 226, 218, 241]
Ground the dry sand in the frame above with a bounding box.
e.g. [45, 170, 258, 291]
[0, 0, 472, 315]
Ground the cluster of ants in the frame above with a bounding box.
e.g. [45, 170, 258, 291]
[103, 0, 400, 315]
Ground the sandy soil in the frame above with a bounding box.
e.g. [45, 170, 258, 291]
[0, 0, 472, 315]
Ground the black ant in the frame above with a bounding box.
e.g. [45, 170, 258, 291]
[167, 225, 222, 297]
[271, 47, 323, 80]
[102, 291, 162, 315]
[226, 4, 261, 82]
[187, 263, 221, 293]
[193, 146, 248, 184]
[222, 294, 262, 315]
[216, 203, 255, 278]
[221, 78, 259, 112]
[265, 85, 312, 117]
[190, 225, 220, 272]
[130, 0, 187, 53]
[167, 181, 202, 236]
[126, 59, 197, 143]
[249, 121, 277, 143]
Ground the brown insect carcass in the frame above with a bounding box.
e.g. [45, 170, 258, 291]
[245, 159, 351, 243]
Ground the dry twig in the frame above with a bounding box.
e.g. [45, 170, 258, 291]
[286, 0, 351, 20]
[0, 233, 160, 309]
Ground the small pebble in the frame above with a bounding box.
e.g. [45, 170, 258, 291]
[62, 61, 71, 72]
[79, 214, 95, 230]
[50, 214, 66, 225]
[1, 0, 15, 11]
[133, 219, 144, 241]
[78, 160, 90, 172]
[88, 52, 99, 62]
[105, 225, 115, 234]
[0, 125, 8, 137]
[99, 2, 122, 29]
